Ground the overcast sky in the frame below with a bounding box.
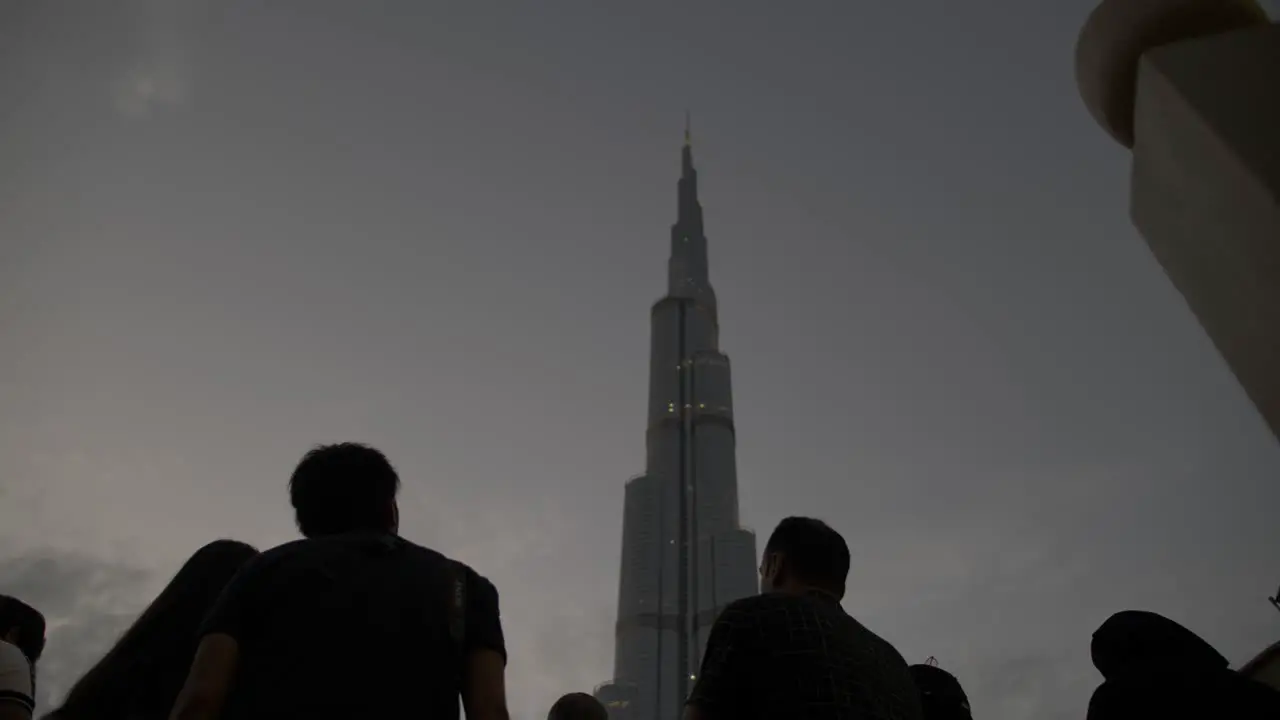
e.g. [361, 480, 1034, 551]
[3, 1, 1279, 718]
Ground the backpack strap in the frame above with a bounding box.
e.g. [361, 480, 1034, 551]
[446, 560, 467, 652]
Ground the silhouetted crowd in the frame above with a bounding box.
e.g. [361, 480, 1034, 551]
[3, 442, 1279, 719]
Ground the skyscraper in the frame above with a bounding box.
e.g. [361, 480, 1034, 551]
[595, 127, 759, 720]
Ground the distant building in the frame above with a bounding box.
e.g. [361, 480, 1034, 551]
[594, 127, 759, 720]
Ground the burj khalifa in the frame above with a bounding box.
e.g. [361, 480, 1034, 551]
[595, 127, 759, 720]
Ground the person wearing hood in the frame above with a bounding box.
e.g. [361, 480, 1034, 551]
[1087, 610, 1280, 719]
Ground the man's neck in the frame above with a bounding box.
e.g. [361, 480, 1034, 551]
[776, 584, 841, 602]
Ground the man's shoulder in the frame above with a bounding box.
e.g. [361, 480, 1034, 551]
[861, 624, 909, 662]
[257, 537, 310, 559]
[394, 539, 474, 580]
[710, 593, 799, 632]
[395, 537, 451, 564]
[229, 537, 306, 577]
[426, 552, 499, 606]
[721, 591, 814, 618]
[252, 535, 498, 602]
[447, 557, 491, 588]
[245, 536, 403, 581]
[857, 625, 917, 687]
[721, 593, 775, 614]
[259, 534, 419, 563]
[396, 540, 492, 584]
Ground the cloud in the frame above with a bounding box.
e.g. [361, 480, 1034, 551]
[109, 0, 205, 119]
[0, 549, 152, 710]
[967, 650, 1099, 720]
[112, 62, 188, 119]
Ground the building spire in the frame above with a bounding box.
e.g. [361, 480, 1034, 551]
[677, 115, 699, 217]
[681, 112, 696, 179]
[670, 115, 709, 297]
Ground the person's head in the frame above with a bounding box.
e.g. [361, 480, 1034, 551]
[1090, 609, 1227, 679]
[547, 692, 608, 720]
[760, 516, 850, 598]
[50, 539, 258, 719]
[289, 442, 401, 537]
[0, 595, 45, 664]
[910, 663, 972, 720]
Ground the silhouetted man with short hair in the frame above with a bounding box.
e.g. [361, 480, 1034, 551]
[547, 691, 608, 720]
[685, 516, 922, 720]
[170, 442, 510, 720]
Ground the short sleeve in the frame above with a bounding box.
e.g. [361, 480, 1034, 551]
[685, 600, 759, 715]
[0, 641, 34, 715]
[464, 570, 506, 664]
[199, 553, 271, 643]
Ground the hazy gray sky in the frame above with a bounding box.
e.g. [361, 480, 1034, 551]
[2, 1, 1279, 718]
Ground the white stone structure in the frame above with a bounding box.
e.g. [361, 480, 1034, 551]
[1075, 0, 1280, 442]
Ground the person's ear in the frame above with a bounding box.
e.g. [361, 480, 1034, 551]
[761, 552, 783, 584]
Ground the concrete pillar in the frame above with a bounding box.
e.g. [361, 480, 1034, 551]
[1076, 0, 1280, 442]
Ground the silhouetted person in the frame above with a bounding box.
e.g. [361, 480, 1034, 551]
[1087, 609, 1280, 719]
[909, 664, 972, 720]
[0, 595, 44, 720]
[685, 516, 923, 720]
[170, 442, 510, 720]
[548, 692, 608, 720]
[42, 539, 258, 720]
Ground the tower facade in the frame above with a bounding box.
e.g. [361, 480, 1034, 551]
[596, 131, 759, 720]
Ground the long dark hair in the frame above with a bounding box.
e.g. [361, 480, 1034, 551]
[45, 539, 258, 720]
